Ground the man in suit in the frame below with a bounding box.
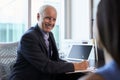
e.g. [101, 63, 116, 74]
[9, 5, 88, 80]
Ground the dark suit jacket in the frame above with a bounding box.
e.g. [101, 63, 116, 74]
[9, 24, 74, 80]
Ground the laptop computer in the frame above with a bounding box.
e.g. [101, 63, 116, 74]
[65, 42, 98, 73]
[66, 44, 93, 62]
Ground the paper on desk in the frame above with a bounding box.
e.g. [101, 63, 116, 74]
[66, 67, 96, 74]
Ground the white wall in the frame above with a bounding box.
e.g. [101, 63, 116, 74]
[71, 0, 91, 41]
[60, 0, 91, 53]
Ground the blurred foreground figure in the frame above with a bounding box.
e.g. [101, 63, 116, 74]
[78, 0, 120, 80]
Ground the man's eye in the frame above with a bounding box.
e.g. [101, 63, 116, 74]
[53, 18, 56, 21]
[45, 17, 51, 20]
[45, 17, 56, 21]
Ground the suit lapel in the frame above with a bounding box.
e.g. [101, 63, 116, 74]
[34, 24, 58, 58]
[49, 32, 59, 60]
[34, 24, 48, 52]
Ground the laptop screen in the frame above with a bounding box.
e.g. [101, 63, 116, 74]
[68, 45, 92, 60]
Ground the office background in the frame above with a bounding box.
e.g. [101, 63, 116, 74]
[0, 0, 100, 50]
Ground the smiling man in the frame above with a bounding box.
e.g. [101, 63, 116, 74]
[37, 5, 57, 33]
[9, 5, 88, 80]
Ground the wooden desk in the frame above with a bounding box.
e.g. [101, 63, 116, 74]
[56, 67, 96, 80]
[56, 72, 87, 80]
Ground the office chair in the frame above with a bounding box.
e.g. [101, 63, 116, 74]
[0, 42, 18, 80]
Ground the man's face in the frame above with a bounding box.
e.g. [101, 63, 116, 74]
[37, 7, 57, 33]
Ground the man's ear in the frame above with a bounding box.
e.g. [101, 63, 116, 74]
[37, 13, 40, 21]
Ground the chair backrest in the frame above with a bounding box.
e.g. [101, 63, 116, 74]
[0, 42, 18, 80]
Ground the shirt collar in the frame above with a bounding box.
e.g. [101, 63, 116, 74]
[41, 29, 49, 39]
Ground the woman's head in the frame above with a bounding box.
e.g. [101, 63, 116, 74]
[96, 0, 120, 65]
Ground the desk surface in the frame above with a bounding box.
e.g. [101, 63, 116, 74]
[66, 67, 96, 74]
[56, 72, 86, 80]
[56, 67, 97, 80]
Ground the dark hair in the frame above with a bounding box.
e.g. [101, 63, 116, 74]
[97, 0, 120, 66]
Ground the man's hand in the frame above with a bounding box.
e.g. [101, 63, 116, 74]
[73, 60, 89, 71]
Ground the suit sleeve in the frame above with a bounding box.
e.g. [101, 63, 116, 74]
[18, 32, 74, 74]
